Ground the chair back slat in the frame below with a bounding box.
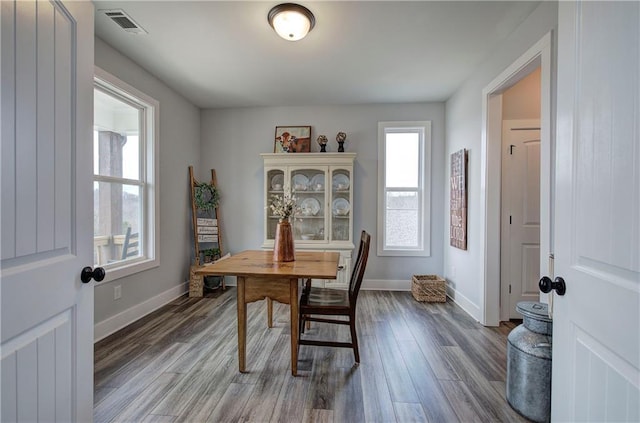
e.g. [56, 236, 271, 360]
[348, 231, 371, 306]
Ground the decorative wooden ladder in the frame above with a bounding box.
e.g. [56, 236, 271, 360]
[188, 166, 225, 297]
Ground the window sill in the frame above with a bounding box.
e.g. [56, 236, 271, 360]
[377, 249, 431, 257]
[96, 257, 159, 284]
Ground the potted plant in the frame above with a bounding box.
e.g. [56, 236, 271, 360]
[202, 248, 221, 263]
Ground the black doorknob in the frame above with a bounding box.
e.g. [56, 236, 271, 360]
[539, 276, 566, 296]
[81, 266, 106, 283]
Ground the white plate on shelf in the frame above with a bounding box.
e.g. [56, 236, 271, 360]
[300, 198, 321, 216]
[292, 174, 309, 191]
[309, 174, 324, 191]
[332, 173, 350, 191]
[332, 198, 350, 216]
[270, 174, 284, 190]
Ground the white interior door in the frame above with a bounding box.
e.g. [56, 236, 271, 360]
[553, 1, 640, 421]
[501, 120, 541, 319]
[1, 1, 95, 421]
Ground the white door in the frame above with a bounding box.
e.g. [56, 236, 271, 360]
[1, 1, 95, 421]
[501, 120, 541, 319]
[552, 1, 640, 421]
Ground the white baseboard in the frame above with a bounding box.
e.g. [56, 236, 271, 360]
[94, 282, 189, 342]
[361, 279, 411, 291]
[446, 285, 481, 322]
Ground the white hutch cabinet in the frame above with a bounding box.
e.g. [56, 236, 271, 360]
[261, 153, 356, 288]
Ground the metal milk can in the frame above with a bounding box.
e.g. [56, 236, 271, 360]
[506, 301, 552, 423]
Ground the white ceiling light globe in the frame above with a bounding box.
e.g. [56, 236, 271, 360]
[268, 4, 316, 42]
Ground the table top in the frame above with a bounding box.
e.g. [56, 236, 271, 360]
[195, 250, 341, 279]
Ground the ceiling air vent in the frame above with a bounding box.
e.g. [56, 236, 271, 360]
[101, 9, 147, 34]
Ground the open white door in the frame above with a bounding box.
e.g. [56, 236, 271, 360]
[552, 1, 640, 421]
[1, 1, 95, 421]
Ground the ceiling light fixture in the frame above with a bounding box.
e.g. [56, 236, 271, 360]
[268, 3, 315, 41]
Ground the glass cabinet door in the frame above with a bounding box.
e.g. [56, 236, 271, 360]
[290, 167, 326, 241]
[330, 168, 351, 242]
[266, 168, 285, 240]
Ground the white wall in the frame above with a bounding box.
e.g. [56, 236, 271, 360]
[200, 103, 445, 288]
[444, 2, 557, 320]
[94, 38, 201, 328]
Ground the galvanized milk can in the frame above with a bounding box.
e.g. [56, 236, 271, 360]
[506, 302, 552, 423]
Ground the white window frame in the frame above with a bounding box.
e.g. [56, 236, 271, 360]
[377, 121, 431, 257]
[94, 66, 160, 282]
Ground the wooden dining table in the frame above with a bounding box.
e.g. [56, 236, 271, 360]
[195, 250, 340, 376]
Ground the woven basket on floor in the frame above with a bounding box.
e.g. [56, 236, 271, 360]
[411, 275, 446, 302]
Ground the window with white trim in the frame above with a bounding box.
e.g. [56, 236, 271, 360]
[377, 121, 431, 256]
[93, 67, 159, 281]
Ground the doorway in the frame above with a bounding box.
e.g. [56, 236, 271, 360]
[501, 119, 541, 319]
[478, 32, 553, 326]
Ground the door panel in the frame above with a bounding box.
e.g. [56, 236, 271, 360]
[554, 1, 640, 420]
[1, 0, 94, 421]
[501, 121, 541, 318]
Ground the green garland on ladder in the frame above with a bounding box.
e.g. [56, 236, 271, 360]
[194, 182, 220, 212]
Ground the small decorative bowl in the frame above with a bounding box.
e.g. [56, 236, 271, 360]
[337, 184, 347, 191]
[273, 183, 282, 190]
[314, 183, 323, 191]
[301, 234, 315, 240]
[335, 208, 349, 216]
[294, 184, 307, 191]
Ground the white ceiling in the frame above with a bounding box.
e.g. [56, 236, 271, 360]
[93, 1, 541, 109]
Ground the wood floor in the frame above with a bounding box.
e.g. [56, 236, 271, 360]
[94, 288, 528, 423]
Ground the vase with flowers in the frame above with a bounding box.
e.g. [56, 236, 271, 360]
[269, 189, 299, 262]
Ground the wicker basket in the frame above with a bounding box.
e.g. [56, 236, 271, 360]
[189, 265, 204, 298]
[411, 275, 446, 302]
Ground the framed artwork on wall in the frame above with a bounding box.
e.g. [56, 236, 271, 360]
[450, 148, 468, 250]
[274, 126, 311, 153]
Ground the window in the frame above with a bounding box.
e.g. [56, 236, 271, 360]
[377, 121, 431, 256]
[93, 67, 159, 281]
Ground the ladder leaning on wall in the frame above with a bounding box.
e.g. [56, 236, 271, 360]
[188, 166, 225, 297]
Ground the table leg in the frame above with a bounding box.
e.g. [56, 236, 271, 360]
[267, 297, 273, 328]
[237, 276, 247, 373]
[289, 278, 299, 376]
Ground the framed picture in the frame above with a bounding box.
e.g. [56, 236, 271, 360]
[450, 148, 468, 250]
[274, 126, 311, 153]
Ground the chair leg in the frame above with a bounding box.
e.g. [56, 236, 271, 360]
[349, 316, 360, 363]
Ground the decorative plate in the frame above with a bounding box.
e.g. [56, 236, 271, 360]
[292, 174, 309, 191]
[309, 174, 324, 191]
[270, 173, 284, 190]
[332, 173, 350, 191]
[300, 198, 321, 216]
[332, 198, 350, 216]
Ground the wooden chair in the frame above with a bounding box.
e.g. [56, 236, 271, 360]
[298, 230, 371, 363]
[121, 226, 139, 260]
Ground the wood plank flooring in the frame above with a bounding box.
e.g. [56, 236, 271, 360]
[94, 288, 528, 423]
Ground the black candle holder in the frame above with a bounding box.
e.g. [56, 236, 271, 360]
[336, 131, 347, 152]
[317, 135, 328, 152]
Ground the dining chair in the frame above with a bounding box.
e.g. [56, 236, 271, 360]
[297, 230, 371, 363]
